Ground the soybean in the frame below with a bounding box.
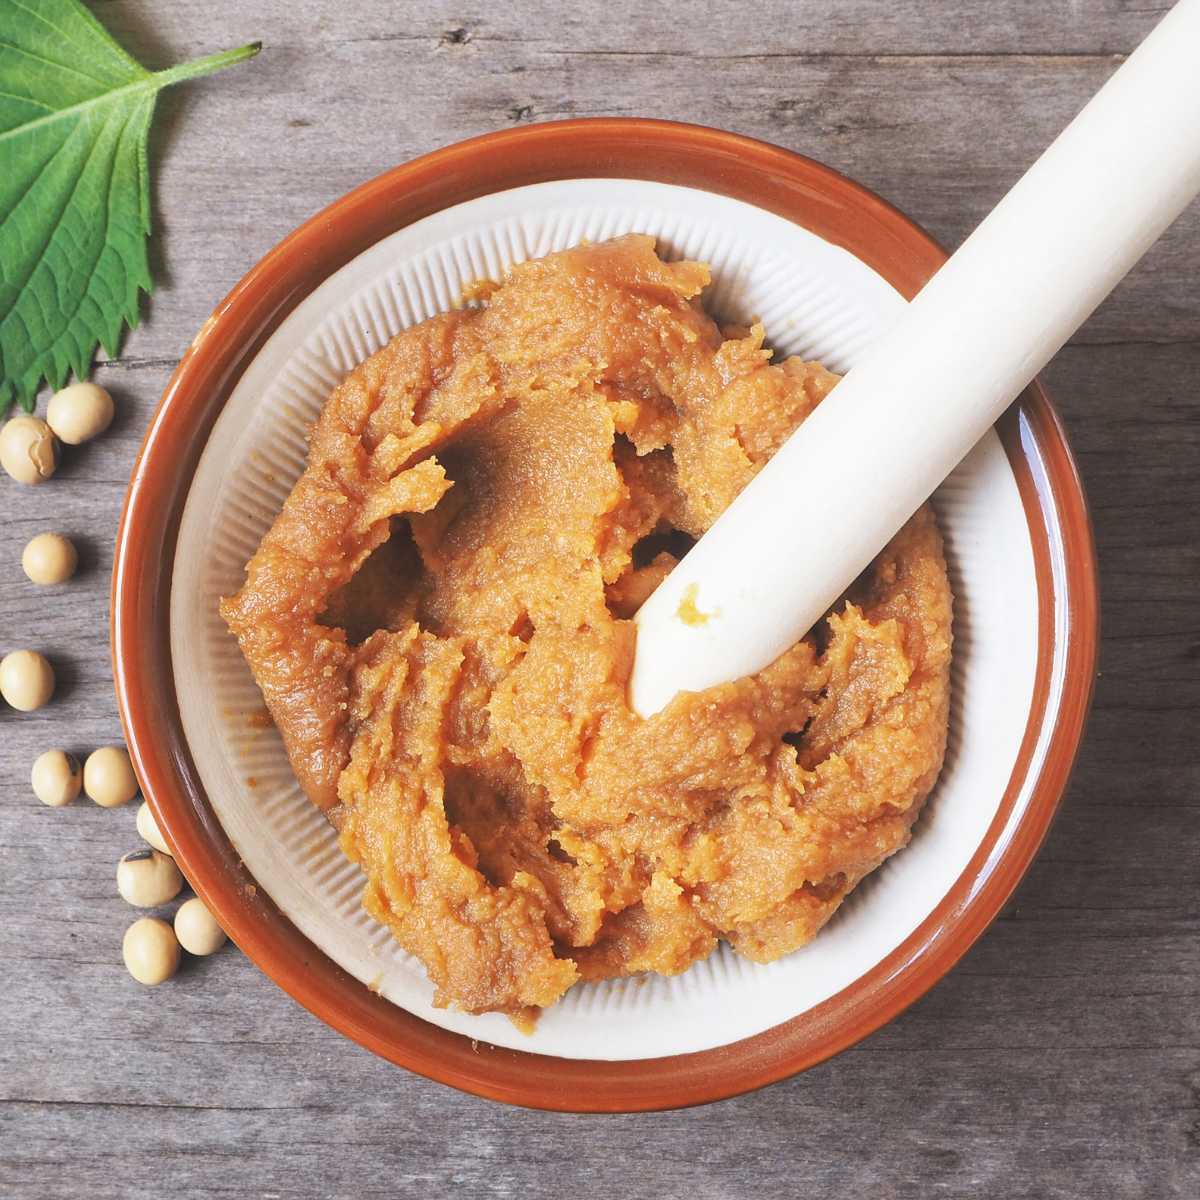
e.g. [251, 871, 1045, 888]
[0, 649, 55, 711]
[84, 745, 139, 808]
[122, 918, 180, 985]
[31, 749, 82, 807]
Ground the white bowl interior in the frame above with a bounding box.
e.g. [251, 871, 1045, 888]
[170, 180, 1038, 1060]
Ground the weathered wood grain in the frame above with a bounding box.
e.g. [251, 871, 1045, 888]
[1, 2, 1197, 1197]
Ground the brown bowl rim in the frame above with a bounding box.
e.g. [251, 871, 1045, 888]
[111, 118, 1099, 1113]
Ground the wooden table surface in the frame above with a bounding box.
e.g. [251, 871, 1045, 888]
[2, 2, 1197, 1196]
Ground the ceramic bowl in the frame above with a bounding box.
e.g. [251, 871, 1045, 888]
[113, 119, 1098, 1111]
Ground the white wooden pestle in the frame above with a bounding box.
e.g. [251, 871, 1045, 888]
[629, 0, 1200, 717]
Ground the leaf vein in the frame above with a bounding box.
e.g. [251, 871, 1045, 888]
[4, 0, 142, 81]
[4, 0, 98, 63]
[0, 70, 155, 149]
[36, 0, 151, 77]
[0, 34, 112, 90]
[0, 88, 53, 111]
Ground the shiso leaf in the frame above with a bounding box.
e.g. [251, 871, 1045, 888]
[0, 0, 258, 409]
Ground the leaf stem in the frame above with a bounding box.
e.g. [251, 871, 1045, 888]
[151, 42, 262, 90]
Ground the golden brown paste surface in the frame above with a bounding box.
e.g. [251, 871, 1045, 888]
[221, 235, 952, 1021]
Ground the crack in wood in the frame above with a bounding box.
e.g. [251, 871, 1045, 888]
[548, 49, 1131, 64]
[0, 1097, 329, 1112]
[94, 356, 182, 371]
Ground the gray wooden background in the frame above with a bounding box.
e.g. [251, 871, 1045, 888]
[2, 2, 1197, 1196]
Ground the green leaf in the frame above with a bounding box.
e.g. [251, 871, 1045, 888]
[0, 0, 258, 410]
